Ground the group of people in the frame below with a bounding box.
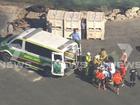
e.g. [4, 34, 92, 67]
[64, 28, 138, 95]
[83, 48, 138, 95]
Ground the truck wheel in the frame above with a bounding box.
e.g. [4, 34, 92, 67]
[1, 52, 11, 62]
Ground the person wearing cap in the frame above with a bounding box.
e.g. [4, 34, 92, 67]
[85, 52, 92, 75]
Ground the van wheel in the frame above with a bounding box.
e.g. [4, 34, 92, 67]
[1, 52, 11, 62]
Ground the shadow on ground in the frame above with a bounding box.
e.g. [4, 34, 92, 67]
[25, 17, 46, 29]
[74, 61, 97, 88]
[136, 46, 140, 52]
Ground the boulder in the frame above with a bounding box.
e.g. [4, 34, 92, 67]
[112, 9, 121, 14]
[137, 10, 140, 16]
[115, 14, 126, 21]
[131, 7, 140, 12]
[125, 8, 137, 18]
[108, 16, 115, 21]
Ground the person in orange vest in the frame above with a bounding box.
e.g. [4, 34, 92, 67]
[95, 68, 106, 90]
[120, 62, 127, 87]
[112, 70, 123, 95]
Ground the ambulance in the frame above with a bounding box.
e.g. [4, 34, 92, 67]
[0, 28, 79, 76]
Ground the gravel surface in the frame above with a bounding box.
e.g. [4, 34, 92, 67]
[0, 3, 140, 105]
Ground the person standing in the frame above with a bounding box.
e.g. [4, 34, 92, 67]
[85, 52, 92, 76]
[120, 49, 128, 64]
[72, 28, 81, 46]
[81, 18, 86, 39]
[95, 69, 106, 90]
[94, 54, 101, 67]
[112, 70, 123, 95]
[47, 22, 52, 33]
[71, 28, 81, 54]
[129, 69, 138, 87]
[120, 62, 127, 87]
[100, 48, 108, 62]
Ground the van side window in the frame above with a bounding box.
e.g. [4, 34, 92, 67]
[25, 42, 54, 58]
[10, 39, 22, 49]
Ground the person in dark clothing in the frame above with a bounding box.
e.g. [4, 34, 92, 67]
[87, 60, 94, 84]
[47, 22, 52, 33]
[129, 69, 138, 87]
[81, 18, 86, 39]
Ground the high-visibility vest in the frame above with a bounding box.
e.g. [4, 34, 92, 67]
[86, 55, 91, 64]
[113, 73, 122, 84]
[96, 71, 105, 80]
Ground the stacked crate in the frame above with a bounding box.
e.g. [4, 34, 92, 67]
[64, 12, 81, 39]
[47, 10, 65, 37]
[86, 12, 106, 40]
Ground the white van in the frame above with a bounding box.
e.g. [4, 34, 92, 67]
[0, 28, 79, 76]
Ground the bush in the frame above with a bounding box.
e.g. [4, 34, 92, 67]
[4, 0, 140, 11]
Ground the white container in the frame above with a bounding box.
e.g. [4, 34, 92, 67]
[47, 10, 65, 37]
[64, 12, 81, 39]
[86, 11, 106, 40]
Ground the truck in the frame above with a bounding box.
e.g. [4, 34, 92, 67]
[0, 28, 79, 76]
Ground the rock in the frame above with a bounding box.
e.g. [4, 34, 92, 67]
[108, 16, 115, 21]
[105, 16, 109, 20]
[112, 9, 121, 14]
[125, 9, 131, 17]
[125, 8, 138, 18]
[17, 8, 28, 19]
[115, 14, 126, 21]
[137, 10, 140, 16]
[110, 12, 117, 17]
[131, 7, 140, 12]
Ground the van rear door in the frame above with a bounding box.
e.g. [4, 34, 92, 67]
[51, 52, 65, 76]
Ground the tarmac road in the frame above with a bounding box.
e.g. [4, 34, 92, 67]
[0, 16, 140, 105]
